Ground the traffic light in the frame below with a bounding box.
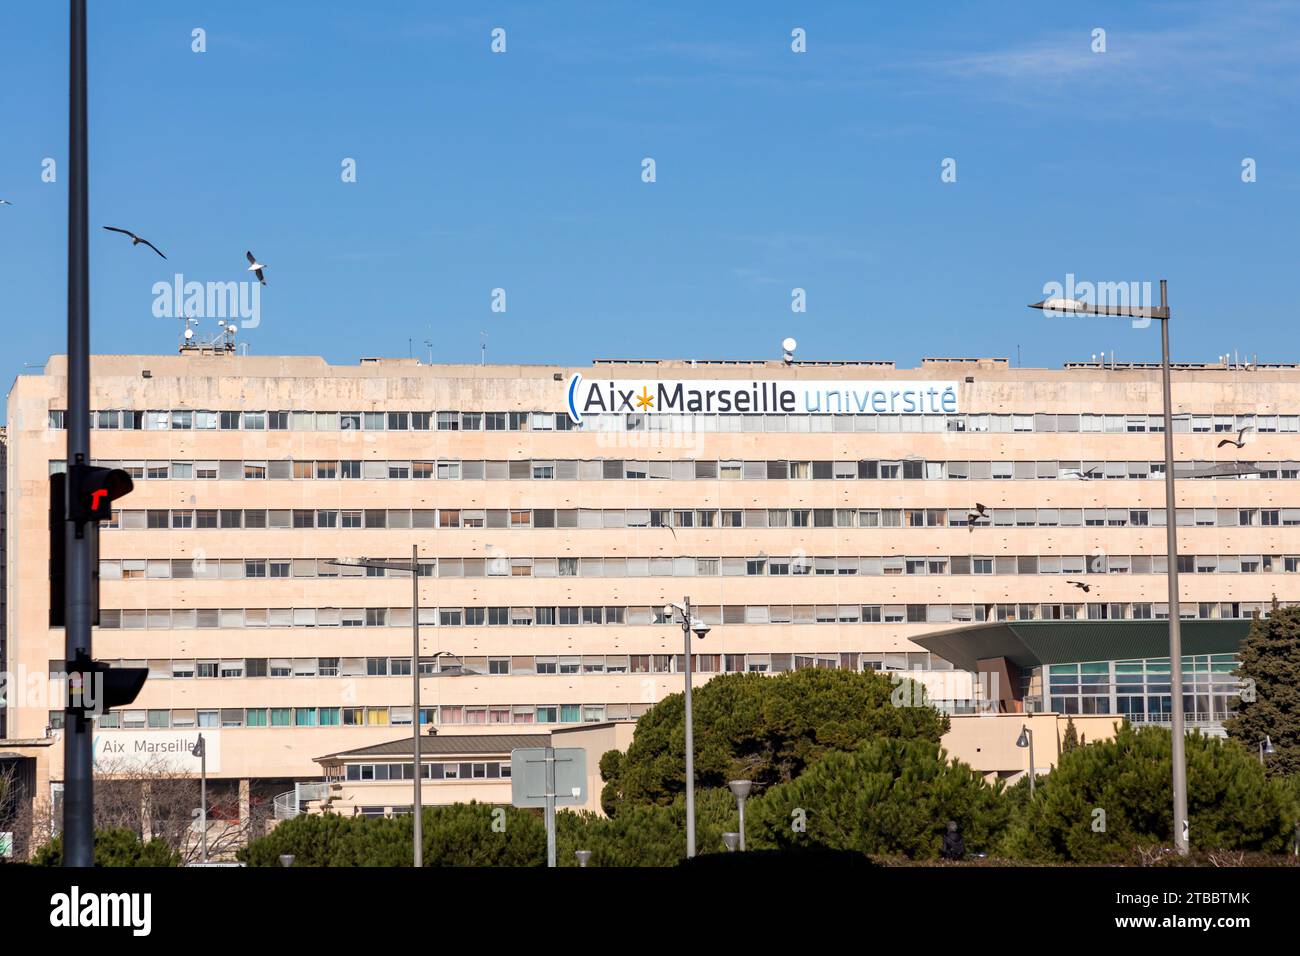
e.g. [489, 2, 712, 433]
[67, 463, 133, 525]
[49, 465, 129, 626]
[65, 650, 147, 718]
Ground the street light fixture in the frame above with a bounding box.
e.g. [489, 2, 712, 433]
[1016, 724, 1036, 798]
[575, 849, 592, 868]
[1259, 736, 1275, 765]
[721, 832, 740, 853]
[664, 597, 709, 858]
[728, 779, 753, 851]
[1029, 279, 1190, 855]
[328, 553, 476, 867]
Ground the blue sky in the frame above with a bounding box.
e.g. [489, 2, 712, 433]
[1, 0, 1298, 405]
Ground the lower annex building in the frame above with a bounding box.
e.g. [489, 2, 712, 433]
[1, 351, 1294, 834]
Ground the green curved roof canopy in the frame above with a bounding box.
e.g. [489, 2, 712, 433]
[913, 619, 1251, 673]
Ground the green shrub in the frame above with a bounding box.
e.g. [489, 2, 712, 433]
[32, 828, 180, 867]
[748, 738, 1006, 859]
[1000, 724, 1298, 862]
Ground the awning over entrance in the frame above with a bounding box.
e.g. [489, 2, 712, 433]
[913, 619, 1251, 673]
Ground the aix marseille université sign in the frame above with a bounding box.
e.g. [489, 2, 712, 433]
[566, 373, 959, 424]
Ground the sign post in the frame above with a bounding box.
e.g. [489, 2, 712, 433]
[510, 747, 587, 867]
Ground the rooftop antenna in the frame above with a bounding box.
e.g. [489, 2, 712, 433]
[178, 313, 199, 352]
[481, 330, 488, 366]
[424, 325, 433, 365]
[781, 336, 797, 364]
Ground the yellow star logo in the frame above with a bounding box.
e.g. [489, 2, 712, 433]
[635, 386, 655, 410]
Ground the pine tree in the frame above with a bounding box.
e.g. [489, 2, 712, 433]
[1000, 724, 1296, 861]
[1224, 600, 1300, 777]
[1061, 717, 1081, 753]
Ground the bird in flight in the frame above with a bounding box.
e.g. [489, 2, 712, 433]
[1217, 426, 1252, 449]
[966, 502, 987, 529]
[102, 225, 166, 259]
[102, 226, 166, 260]
[246, 250, 267, 284]
[1066, 580, 1091, 593]
[0, 199, 12, 206]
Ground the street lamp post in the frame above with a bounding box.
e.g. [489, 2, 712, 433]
[1030, 279, 1189, 855]
[191, 733, 207, 863]
[665, 597, 709, 858]
[728, 780, 752, 851]
[1016, 724, 1036, 797]
[328, 554, 473, 868]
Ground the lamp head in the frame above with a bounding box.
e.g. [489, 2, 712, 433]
[1029, 296, 1090, 313]
[1016, 726, 1031, 748]
[728, 779, 753, 800]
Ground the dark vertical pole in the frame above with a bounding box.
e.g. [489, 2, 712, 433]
[64, 0, 93, 868]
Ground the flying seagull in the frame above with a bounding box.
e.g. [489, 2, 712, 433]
[966, 502, 987, 529]
[1066, 580, 1091, 593]
[0, 199, 12, 205]
[102, 225, 166, 259]
[246, 250, 267, 284]
[1217, 425, 1252, 449]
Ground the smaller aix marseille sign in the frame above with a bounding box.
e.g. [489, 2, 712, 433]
[566, 374, 958, 424]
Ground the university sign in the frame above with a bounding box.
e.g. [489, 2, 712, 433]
[92, 730, 220, 774]
[566, 374, 959, 424]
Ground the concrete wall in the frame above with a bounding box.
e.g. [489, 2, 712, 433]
[943, 712, 1123, 779]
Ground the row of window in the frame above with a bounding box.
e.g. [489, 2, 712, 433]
[87, 651, 942, 679]
[57, 409, 1300, 435]
[343, 761, 511, 782]
[98, 505, 1300, 531]
[1043, 656, 1240, 718]
[95, 600, 1286, 630]
[99, 552, 1300, 582]
[64, 456, 1300, 482]
[71, 410, 572, 432]
[66, 701, 648, 731]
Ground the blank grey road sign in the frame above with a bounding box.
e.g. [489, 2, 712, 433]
[510, 747, 587, 808]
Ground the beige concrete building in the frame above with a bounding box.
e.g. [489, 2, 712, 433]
[2, 351, 1293, 836]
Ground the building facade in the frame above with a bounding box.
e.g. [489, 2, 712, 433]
[3, 352, 1295, 824]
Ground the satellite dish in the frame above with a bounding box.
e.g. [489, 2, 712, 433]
[782, 337, 797, 352]
[184, 329, 194, 339]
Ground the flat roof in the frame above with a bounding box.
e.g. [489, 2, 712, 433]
[316, 733, 550, 764]
[912, 619, 1251, 672]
